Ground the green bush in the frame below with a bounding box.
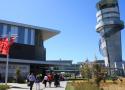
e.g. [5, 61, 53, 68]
[15, 68, 26, 83]
[0, 85, 9, 90]
[17, 76, 26, 83]
[7, 77, 25, 83]
[64, 73, 72, 77]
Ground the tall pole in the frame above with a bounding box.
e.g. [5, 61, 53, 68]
[5, 32, 11, 85]
[75, 64, 76, 79]
[5, 54, 9, 85]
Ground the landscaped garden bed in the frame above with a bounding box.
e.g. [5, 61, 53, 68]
[0, 84, 9, 90]
[66, 81, 102, 90]
[66, 79, 125, 90]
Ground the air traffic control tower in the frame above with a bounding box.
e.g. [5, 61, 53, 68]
[96, 0, 124, 74]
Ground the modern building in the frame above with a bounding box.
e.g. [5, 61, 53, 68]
[79, 59, 105, 68]
[46, 60, 80, 76]
[0, 19, 60, 78]
[96, 0, 124, 75]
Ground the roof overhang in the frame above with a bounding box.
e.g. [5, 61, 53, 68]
[0, 58, 70, 66]
[41, 28, 60, 41]
[0, 19, 60, 41]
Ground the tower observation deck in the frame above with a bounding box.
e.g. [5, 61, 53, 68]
[96, 0, 124, 74]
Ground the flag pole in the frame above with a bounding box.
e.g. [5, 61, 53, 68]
[3, 32, 16, 85]
[5, 54, 9, 85]
[5, 32, 11, 85]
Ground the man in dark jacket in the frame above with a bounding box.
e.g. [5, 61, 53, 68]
[54, 73, 60, 87]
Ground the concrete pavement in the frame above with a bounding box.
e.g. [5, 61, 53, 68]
[7, 81, 67, 90]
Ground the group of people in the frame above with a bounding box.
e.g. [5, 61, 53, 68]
[27, 73, 63, 90]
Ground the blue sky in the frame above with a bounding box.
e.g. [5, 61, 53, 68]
[0, 0, 124, 63]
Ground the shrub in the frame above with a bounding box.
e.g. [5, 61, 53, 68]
[15, 68, 25, 83]
[16, 68, 20, 83]
[0, 85, 9, 90]
[64, 73, 72, 77]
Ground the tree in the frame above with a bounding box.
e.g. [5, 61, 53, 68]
[15, 68, 24, 83]
[80, 61, 91, 81]
[15, 68, 20, 83]
[92, 62, 108, 86]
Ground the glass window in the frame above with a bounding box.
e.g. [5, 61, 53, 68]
[11, 26, 18, 35]
[18, 26, 25, 44]
[102, 47, 107, 57]
[11, 26, 18, 42]
[0, 23, 3, 36]
[30, 29, 35, 45]
[24, 28, 28, 44]
[3, 24, 7, 36]
[7, 25, 11, 35]
[28, 29, 31, 44]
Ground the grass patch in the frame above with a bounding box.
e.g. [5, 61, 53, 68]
[0, 84, 9, 90]
[66, 81, 101, 90]
[66, 78, 125, 90]
[66, 83, 75, 90]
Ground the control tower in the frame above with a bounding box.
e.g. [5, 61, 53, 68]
[96, 0, 124, 74]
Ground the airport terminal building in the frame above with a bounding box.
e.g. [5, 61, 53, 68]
[0, 19, 60, 78]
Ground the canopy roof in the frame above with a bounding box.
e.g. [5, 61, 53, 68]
[0, 19, 60, 41]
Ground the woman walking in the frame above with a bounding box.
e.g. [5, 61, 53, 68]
[47, 73, 53, 87]
[35, 74, 40, 90]
[42, 74, 48, 88]
[28, 73, 36, 90]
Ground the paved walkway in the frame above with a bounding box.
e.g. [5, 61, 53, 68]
[7, 81, 67, 90]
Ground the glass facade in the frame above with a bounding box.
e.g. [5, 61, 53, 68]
[24, 28, 28, 44]
[0, 23, 35, 45]
[27, 28, 31, 44]
[0, 23, 3, 35]
[0, 23, 46, 61]
[31, 29, 35, 45]
[18, 26, 25, 44]
[3, 24, 7, 36]
[7, 25, 11, 35]
[11, 26, 18, 42]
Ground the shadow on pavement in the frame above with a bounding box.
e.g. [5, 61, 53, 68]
[10, 86, 28, 89]
[44, 86, 64, 88]
[50, 86, 64, 88]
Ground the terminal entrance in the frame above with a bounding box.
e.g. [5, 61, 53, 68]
[30, 64, 50, 78]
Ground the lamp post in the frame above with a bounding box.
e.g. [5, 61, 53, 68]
[75, 64, 77, 79]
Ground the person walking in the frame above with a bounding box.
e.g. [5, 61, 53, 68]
[54, 73, 60, 87]
[28, 73, 36, 90]
[35, 74, 41, 90]
[47, 73, 53, 87]
[42, 74, 48, 87]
